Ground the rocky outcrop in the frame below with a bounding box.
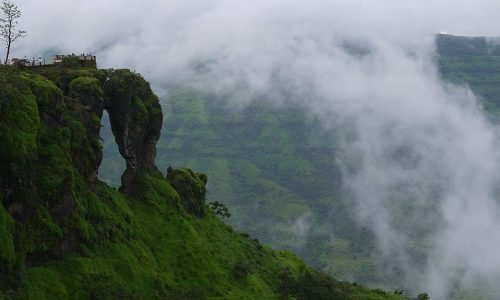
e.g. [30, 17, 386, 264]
[166, 167, 207, 218]
[104, 69, 163, 193]
[0, 70, 41, 226]
[67, 76, 105, 183]
[0, 66, 164, 276]
[0, 68, 108, 267]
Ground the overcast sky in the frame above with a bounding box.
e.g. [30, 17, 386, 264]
[12, 0, 500, 83]
[10, 1, 500, 298]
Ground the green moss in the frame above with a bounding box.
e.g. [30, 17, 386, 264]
[0, 206, 15, 267]
[165, 167, 207, 217]
[21, 72, 65, 117]
[36, 126, 74, 202]
[74, 183, 135, 244]
[69, 76, 101, 92]
[133, 96, 148, 115]
[0, 69, 40, 178]
[136, 172, 182, 212]
[28, 64, 105, 94]
[16, 205, 64, 260]
[105, 69, 162, 130]
[68, 76, 104, 110]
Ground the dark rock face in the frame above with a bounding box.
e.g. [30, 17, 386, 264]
[166, 167, 207, 218]
[0, 66, 165, 288]
[104, 70, 163, 193]
[0, 66, 164, 268]
[0, 68, 108, 265]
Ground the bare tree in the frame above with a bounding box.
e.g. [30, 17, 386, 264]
[0, 0, 25, 64]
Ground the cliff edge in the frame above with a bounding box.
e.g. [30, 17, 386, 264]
[0, 63, 403, 299]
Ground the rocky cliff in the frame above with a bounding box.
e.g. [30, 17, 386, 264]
[104, 69, 163, 192]
[0, 64, 171, 283]
[0, 63, 404, 299]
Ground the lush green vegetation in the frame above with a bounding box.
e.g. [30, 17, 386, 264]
[0, 64, 404, 299]
[99, 83, 434, 292]
[100, 88, 383, 285]
[436, 34, 500, 119]
[97, 34, 500, 299]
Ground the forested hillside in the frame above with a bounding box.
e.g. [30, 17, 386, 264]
[437, 33, 500, 118]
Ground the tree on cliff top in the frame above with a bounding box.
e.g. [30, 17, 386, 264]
[0, 0, 26, 64]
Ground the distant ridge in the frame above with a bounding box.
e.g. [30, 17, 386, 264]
[436, 33, 500, 56]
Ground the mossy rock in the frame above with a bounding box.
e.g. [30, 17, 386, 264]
[68, 76, 104, 114]
[104, 69, 163, 191]
[28, 64, 105, 95]
[21, 72, 65, 118]
[166, 167, 207, 218]
[0, 69, 41, 177]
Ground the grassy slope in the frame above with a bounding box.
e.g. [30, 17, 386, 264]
[17, 177, 399, 300]
[0, 65, 401, 299]
[16, 178, 300, 299]
[103, 88, 381, 283]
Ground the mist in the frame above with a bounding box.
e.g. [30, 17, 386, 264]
[13, 0, 500, 298]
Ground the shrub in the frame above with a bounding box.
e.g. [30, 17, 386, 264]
[208, 201, 231, 219]
[233, 260, 251, 280]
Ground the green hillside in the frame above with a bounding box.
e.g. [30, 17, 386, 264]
[98, 34, 500, 298]
[0, 62, 405, 299]
[99, 89, 381, 285]
[158, 91, 379, 281]
[436, 33, 500, 118]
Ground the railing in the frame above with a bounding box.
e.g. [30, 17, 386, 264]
[2, 57, 55, 66]
[2, 55, 96, 67]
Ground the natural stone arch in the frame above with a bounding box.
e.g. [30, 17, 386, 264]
[103, 69, 163, 193]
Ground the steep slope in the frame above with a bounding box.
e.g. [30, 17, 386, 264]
[160, 91, 378, 281]
[0, 64, 403, 299]
[98, 34, 500, 298]
[437, 33, 500, 119]
[100, 89, 379, 284]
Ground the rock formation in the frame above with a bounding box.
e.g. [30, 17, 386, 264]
[104, 69, 163, 193]
[0, 66, 164, 265]
[166, 167, 207, 218]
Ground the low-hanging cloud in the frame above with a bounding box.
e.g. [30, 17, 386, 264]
[15, 0, 500, 83]
[12, 0, 500, 298]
